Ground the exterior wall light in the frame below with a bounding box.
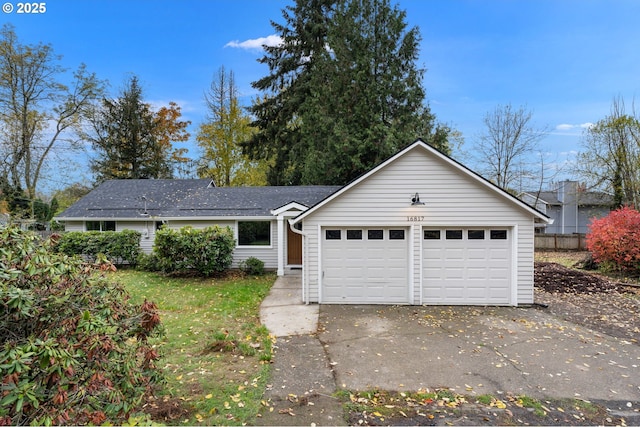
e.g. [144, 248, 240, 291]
[411, 193, 425, 206]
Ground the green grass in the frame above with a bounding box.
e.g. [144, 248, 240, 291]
[518, 395, 546, 417]
[115, 269, 275, 425]
[475, 394, 494, 405]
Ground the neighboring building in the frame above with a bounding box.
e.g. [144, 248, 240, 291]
[520, 181, 612, 234]
[56, 139, 550, 306]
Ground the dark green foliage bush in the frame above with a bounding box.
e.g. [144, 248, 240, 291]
[239, 257, 265, 275]
[136, 252, 163, 272]
[153, 226, 235, 276]
[0, 226, 163, 426]
[56, 229, 141, 265]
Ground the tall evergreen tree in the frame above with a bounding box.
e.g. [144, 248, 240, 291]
[245, 0, 335, 185]
[245, 0, 449, 185]
[86, 76, 189, 182]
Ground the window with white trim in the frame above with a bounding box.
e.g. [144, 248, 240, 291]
[238, 221, 271, 246]
[86, 221, 116, 231]
[490, 229, 508, 240]
[468, 230, 485, 240]
[367, 229, 384, 240]
[347, 230, 363, 240]
[389, 229, 405, 240]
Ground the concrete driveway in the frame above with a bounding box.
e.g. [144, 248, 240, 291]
[319, 304, 640, 403]
[259, 275, 640, 425]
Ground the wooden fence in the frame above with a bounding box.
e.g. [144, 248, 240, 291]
[535, 233, 587, 251]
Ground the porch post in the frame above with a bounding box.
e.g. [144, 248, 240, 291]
[276, 215, 285, 276]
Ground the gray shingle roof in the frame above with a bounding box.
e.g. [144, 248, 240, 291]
[55, 179, 341, 219]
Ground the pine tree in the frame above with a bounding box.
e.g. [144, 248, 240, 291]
[245, 0, 449, 185]
[87, 76, 189, 181]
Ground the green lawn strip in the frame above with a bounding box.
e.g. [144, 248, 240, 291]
[115, 270, 275, 425]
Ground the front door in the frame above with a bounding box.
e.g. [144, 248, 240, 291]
[287, 227, 302, 265]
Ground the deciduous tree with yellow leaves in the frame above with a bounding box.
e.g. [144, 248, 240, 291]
[197, 66, 268, 186]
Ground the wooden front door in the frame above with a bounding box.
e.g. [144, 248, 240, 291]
[287, 227, 302, 265]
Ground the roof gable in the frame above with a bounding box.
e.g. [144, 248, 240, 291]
[291, 139, 549, 224]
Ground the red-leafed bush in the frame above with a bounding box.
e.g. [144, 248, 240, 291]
[586, 206, 640, 273]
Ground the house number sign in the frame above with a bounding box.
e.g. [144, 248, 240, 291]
[407, 216, 425, 222]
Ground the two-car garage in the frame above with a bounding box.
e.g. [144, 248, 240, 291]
[321, 226, 513, 305]
[292, 140, 550, 307]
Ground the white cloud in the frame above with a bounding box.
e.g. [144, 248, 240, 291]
[554, 122, 594, 132]
[225, 35, 283, 50]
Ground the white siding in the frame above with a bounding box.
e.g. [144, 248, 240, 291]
[301, 147, 536, 305]
[63, 221, 84, 232]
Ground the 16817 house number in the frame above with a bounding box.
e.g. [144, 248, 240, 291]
[407, 216, 425, 222]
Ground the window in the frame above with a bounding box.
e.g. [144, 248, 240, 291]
[86, 221, 100, 231]
[423, 230, 441, 240]
[446, 230, 463, 240]
[347, 229, 362, 240]
[389, 229, 405, 240]
[86, 221, 115, 231]
[468, 230, 485, 240]
[325, 229, 341, 240]
[238, 221, 271, 246]
[367, 229, 384, 240]
[490, 229, 508, 240]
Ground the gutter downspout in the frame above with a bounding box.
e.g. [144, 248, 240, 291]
[288, 219, 310, 305]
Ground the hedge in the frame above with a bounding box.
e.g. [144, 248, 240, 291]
[56, 230, 141, 265]
[153, 225, 235, 276]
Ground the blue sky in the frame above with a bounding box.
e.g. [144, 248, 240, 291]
[2, 0, 640, 191]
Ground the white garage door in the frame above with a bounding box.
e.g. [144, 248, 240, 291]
[322, 228, 409, 304]
[423, 228, 511, 305]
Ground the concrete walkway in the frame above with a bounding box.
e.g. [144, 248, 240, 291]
[259, 272, 319, 337]
[258, 272, 346, 426]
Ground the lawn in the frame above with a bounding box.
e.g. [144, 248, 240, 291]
[115, 269, 275, 425]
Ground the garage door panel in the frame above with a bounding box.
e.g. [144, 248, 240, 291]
[423, 228, 511, 305]
[322, 227, 409, 304]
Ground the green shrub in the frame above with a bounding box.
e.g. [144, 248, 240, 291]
[153, 226, 235, 276]
[136, 252, 162, 272]
[56, 229, 141, 265]
[0, 226, 163, 426]
[239, 257, 265, 275]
